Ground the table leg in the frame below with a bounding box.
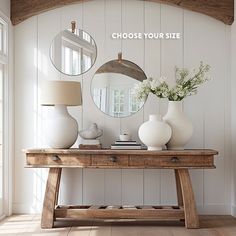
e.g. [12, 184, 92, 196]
[177, 169, 199, 229]
[41, 168, 62, 229]
[175, 169, 183, 206]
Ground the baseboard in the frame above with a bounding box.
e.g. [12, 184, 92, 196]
[0, 214, 6, 221]
[13, 203, 43, 214]
[13, 203, 232, 215]
[231, 205, 236, 217]
[197, 204, 231, 215]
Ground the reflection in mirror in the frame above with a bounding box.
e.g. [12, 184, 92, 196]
[50, 28, 97, 76]
[91, 58, 147, 118]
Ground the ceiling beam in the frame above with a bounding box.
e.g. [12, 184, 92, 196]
[11, 0, 84, 25]
[149, 0, 234, 25]
[11, 0, 234, 26]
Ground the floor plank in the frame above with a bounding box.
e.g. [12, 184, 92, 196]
[90, 226, 111, 236]
[68, 226, 92, 236]
[0, 215, 236, 236]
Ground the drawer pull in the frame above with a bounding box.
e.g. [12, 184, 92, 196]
[110, 156, 117, 163]
[52, 155, 60, 161]
[171, 157, 179, 163]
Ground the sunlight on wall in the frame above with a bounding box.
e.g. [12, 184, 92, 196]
[34, 48, 48, 76]
[32, 48, 50, 212]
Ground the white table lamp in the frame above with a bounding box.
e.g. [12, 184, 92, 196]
[40, 80, 82, 149]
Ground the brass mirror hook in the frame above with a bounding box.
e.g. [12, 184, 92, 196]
[71, 21, 76, 33]
[118, 52, 122, 62]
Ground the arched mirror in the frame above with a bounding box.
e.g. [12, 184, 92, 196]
[91, 53, 147, 118]
[50, 21, 97, 76]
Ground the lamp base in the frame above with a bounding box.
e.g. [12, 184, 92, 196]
[45, 105, 78, 149]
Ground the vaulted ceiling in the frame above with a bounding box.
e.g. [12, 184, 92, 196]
[11, 0, 234, 26]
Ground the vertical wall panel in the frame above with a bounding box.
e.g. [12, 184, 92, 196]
[82, 0, 106, 204]
[224, 26, 232, 212]
[104, 169, 122, 205]
[120, 0, 145, 141]
[37, 9, 61, 209]
[103, 0, 122, 148]
[59, 3, 84, 205]
[82, 0, 106, 134]
[183, 10, 205, 207]
[122, 169, 144, 205]
[143, 1, 161, 204]
[83, 169, 105, 205]
[121, 0, 145, 205]
[203, 22, 227, 207]
[184, 11, 229, 212]
[60, 2, 83, 136]
[160, 4, 183, 205]
[103, 0, 122, 205]
[14, 17, 39, 212]
[38, 9, 61, 147]
[231, 1, 236, 216]
[60, 169, 83, 205]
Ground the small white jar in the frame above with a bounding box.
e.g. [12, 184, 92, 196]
[119, 133, 132, 141]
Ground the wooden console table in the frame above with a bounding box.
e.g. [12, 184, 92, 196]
[24, 149, 218, 229]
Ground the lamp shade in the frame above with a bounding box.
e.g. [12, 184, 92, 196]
[40, 80, 82, 106]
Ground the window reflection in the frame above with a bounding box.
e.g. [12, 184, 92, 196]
[112, 89, 125, 117]
[92, 73, 144, 118]
[50, 29, 96, 76]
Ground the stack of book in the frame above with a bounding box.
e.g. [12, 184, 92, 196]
[111, 140, 142, 150]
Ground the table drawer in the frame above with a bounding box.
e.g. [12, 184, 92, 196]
[129, 155, 214, 168]
[26, 154, 91, 167]
[91, 155, 129, 167]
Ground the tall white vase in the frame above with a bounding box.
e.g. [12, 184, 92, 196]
[138, 114, 172, 150]
[163, 101, 193, 150]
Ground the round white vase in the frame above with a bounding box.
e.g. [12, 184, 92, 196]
[45, 105, 78, 149]
[163, 101, 193, 150]
[138, 114, 172, 150]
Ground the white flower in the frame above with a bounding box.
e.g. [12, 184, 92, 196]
[134, 81, 150, 101]
[158, 76, 167, 83]
[134, 62, 210, 102]
[150, 78, 160, 90]
[142, 78, 152, 88]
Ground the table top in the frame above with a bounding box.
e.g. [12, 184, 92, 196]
[23, 148, 218, 156]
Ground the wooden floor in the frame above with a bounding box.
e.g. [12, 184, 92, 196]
[0, 215, 236, 235]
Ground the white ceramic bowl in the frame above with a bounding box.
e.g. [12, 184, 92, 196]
[119, 134, 131, 141]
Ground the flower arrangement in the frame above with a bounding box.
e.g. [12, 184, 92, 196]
[135, 62, 211, 101]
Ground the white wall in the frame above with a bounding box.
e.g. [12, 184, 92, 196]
[231, 0, 236, 217]
[0, 0, 10, 18]
[0, 0, 14, 216]
[14, 0, 231, 214]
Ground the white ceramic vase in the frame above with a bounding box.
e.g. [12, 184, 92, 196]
[163, 101, 193, 150]
[138, 114, 172, 150]
[45, 105, 78, 149]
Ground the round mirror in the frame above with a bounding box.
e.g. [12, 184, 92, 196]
[91, 55, 147, 118]
[50, 28, 97, 76]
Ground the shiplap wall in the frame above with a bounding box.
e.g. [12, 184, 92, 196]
[14, 0, 231, 214]
[0, 0, 10, 18]
[231, 1, 236, 217]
